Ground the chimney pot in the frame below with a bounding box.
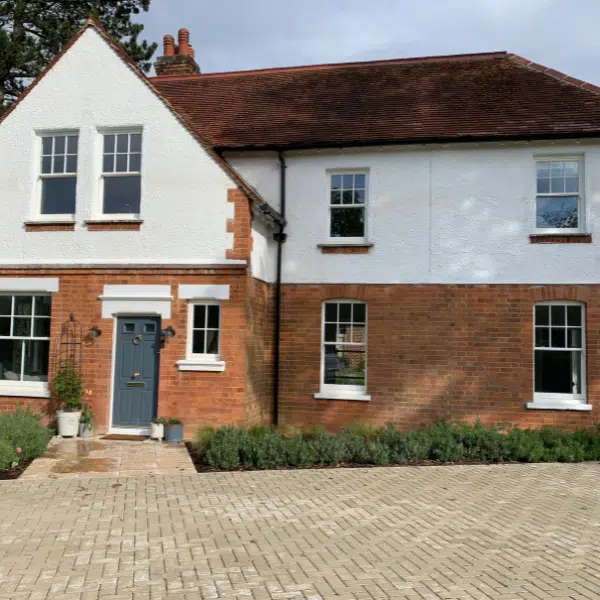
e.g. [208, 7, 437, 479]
[163, 34, 175, 56]
[178, 28, 190, 55]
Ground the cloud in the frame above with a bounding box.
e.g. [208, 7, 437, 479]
[139, 0, 600, 84]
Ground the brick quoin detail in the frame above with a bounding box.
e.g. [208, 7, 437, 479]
[529, 234, 592, 244]
[85, 221, 143, 231]
[226, 188, 253, 260]
[278, 284, 599, 431]
[25, 223, 75, 232]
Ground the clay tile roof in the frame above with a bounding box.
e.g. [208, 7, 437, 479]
[152, 51, 600, 150]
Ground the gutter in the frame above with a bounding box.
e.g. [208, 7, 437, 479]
[272, 151, 287, 426]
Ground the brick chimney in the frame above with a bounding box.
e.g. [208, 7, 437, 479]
[154, 28, 200, 76]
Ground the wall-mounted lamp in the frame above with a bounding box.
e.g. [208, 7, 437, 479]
[160, 325, 176, 340]
[88, 327, 102, 339]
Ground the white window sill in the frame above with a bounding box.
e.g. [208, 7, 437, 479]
[25, 219, 76, 225]
[0, 385, 50, 399]
[314, 391, 371, 402]
[526, 401, 592, 411]
[320, 240, 371, 247]
[177, 359, 226, 372]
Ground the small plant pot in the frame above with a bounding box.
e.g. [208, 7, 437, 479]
[151, 423, 164, 440]
[57, 410, 81, 438]
[79, 422, 94, 438]
[164, 424, 183, 443]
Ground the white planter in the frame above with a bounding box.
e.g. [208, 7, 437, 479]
[79, 422, 94, 438]
[57, 410, 81, 437]
[151, 423, 164, 440]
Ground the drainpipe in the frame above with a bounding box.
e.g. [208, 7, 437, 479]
[273, 151, 287, 426]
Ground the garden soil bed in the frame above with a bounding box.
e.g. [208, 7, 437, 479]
[0, 458, 33, 480]
[185, 443, 514, 473]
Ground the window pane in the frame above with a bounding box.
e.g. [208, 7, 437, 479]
[550, 162, 565, 176]
[535, 328, 549, 348]
[103, 176, 141, 214]
[130, 134, 142, 153]
[325, 303, 337, 322]
[567, 328, 582, 349]
[352, 324, 366, 344]
[0, 318, 9, 336]
[104, 135, 115, 153]
[0, 297, 11, 316]
[192, 330, 205, 354]
[103, 154, 115, 173]
[117, 134, 129, 153]
[330, 191, 341, 205]
[67, 136, 78, 154]
[34, 296, 51, 317]
[0, 340, 22, 381]
[551, 305, 566, 326]
[353, 303, 366, 324]
[124, 323, 135, 333]
[116, 154, 128, 173]
[33, 318, 50, 338]
[564, 161, 579, 177]
[207, 306, 219, 329]
[66, 155, 77, 173]
[331, 175, 342, 190]
[14, 296, 32, 316]
[54, 155, 65, 173]
[551, 328, 565, 348]
[42, 137, 53, 155]
[23, 340, 49, 382]
[193, 305, 206, 328]
[550, 177, 565, 194]
[13, 318, 31, 337]
[206, 330, 219, 354]
[144, 323, 156, 333]
[330, 207, 365, 238]
[537, 178, 550, 194]
[342, 174, 354, 189]
[565, 178, 578, 193]
[41, 178, 76, 215]
[324, 324, 337, 342]
[339, 303, 352, 322]
[41, 156, 52, 174]
[536, 196, 578, 229]
[342, 190, 354, 205]
[535, 305, 549, 326]
[324, 346, 365, 386]
[129, 153, 141, 173]
[535, 349, 579, 394]
[567, 305, 582, 326]
[54, 136, 65, 154]
[354, 174, 366, 189]
[354, 190, 366, 204]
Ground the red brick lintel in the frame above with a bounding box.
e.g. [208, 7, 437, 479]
[25, 221, 75, 232]
[529, 234, 592, 244]
[85, 220, 143, 231]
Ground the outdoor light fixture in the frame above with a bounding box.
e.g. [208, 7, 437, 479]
[161, 326, 176, 340]
[88, 327, 102, 339]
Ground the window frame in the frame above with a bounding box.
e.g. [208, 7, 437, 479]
[34, 131, 79, 222]
[532, 301, 586, 406]
[186, 302, 221, 362]
[534, 156, 584, 234]
[0, 293, 51, 396]
[98, 128, 143, 220]
[327, 170, 369, 243]
[320, 299, 368, 396]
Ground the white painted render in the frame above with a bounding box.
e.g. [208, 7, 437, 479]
[0, 27, 238, 265]
[99, 285, 173, 318]
[0, 278, 59, 292]
[251, 219, 278, 282]
[225, 142, 600, 284]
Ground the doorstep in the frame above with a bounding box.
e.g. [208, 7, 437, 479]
[20, 436, 196, 479]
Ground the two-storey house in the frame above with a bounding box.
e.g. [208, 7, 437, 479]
[1, 18, 600, 435]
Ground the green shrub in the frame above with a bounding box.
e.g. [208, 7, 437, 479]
[243, 431, 286, 469]
[285, 435, 317, 467]
[52, 362, 82, 411]
[205, 426, 245, 470]
[0, 406, 52, 461]
[0, 439, 17, 471]
[194, 425, 215, 454]
[307, 429, 346, 466]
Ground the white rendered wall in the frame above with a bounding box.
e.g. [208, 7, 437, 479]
[251, 219, 278, 282]
[0, 28, 238, 265]
[226, 143, 600, 284]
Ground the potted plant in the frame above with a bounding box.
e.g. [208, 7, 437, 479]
[53, 362, 82, 437]
[164, 418, 183, 443]
[151, 417, 166, 440]
[79, 403, 94, 438]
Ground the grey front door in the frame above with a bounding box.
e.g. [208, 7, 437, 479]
[112, 316, 160, 427]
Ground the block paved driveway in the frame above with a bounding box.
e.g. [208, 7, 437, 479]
[2, 463, 600, 600]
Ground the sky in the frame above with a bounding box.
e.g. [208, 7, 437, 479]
[139, 0, 600, 83]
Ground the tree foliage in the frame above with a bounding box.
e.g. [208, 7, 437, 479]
[0, 0, 157, 110]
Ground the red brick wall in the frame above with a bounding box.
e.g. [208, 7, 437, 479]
[279, 284, 600, 431]
[244, 276, 275, 425]
[0, 267, 250, 438]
